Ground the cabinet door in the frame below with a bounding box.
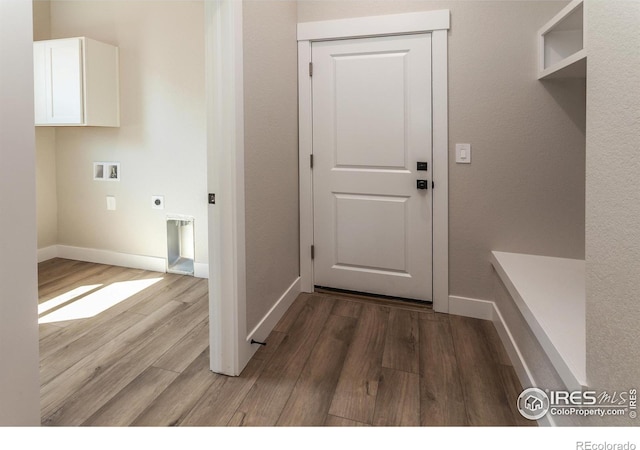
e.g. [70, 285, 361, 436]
[45, 39, 84, 124]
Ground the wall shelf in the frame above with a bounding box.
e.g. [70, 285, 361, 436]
[538, 0, 586, 80]
[491, 251, 586, 391]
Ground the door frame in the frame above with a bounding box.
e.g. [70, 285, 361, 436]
[297, 10, 451, 313]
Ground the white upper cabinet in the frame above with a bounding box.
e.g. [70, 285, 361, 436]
[538, 0, 586, 80]
[34, 37, 120, 127]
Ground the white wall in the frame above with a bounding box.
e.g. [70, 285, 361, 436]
[243, 0, 300, 331]
[43, 1, 207, 267]
[298, 0, 586, 302]
[33, 1, 59, 250]
[0, 0, 41, 426]
[36, 127, 58, 248]
[585, 0, 640, 426]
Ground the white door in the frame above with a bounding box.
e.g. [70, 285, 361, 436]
[312, 34, 433, 301]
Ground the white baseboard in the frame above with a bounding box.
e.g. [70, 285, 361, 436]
[490, 303, 535, 387]
[55, 245, 166, 273]
[37, 244, 209, 278]
[493, 304, 555, 426]
[492, 301, 556, 426]
[246, 277, 301, 343]
[37, 245, 59, 263]
[448, 295, 495, 320]
[193, 263, 209, 279]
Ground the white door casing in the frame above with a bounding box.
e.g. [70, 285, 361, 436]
[312, 34, 433, 301]
[205, 0, 249, 376]
[298, 11, 450, 312]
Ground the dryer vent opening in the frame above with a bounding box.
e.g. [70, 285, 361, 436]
[167, 217, 194, 276]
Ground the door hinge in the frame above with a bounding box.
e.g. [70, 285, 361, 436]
[310, 154, 314, 168]
[311, 245, 315, 259]
[309, 62, 313, 77]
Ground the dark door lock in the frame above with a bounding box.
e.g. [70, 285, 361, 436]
[417, 162, 428, 171]
[417, 179, 428, 190]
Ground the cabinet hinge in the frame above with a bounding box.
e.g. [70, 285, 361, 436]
[311, 245, 315, 260]
[310, 154, 314, 169]
[309, 62, 313, 77]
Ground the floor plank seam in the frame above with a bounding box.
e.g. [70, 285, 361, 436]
[446, 318, 472, 426]
[328, 299, 390, 426]
[380, 364, 419, 376]
[368, 375, 382, 426]
[328, 412, 367, 424]
[150, 365, 182, 375]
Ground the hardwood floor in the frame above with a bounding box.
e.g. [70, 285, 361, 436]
[39, 258, 534, 427]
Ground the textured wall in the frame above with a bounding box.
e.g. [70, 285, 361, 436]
[0, 0, 41, 425]
[585, 0, 640, 425]
[298, 0, 586, 301]
[49, 1, 208, 264]
[243, 0, 300, 331]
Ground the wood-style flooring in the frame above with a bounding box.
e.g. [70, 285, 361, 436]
[39, 258, 534, 427]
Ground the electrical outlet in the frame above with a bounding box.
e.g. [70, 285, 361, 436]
[152, 195, 164, 210]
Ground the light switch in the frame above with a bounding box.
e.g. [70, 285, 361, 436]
[106, 196, 116, 211]
[456, 143, 471, 164]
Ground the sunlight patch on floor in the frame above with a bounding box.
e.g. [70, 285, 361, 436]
[38, 284, 103, 315]
[39, 278, 162, 324]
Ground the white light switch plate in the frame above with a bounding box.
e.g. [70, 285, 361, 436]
[456, 143, 471, 164]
